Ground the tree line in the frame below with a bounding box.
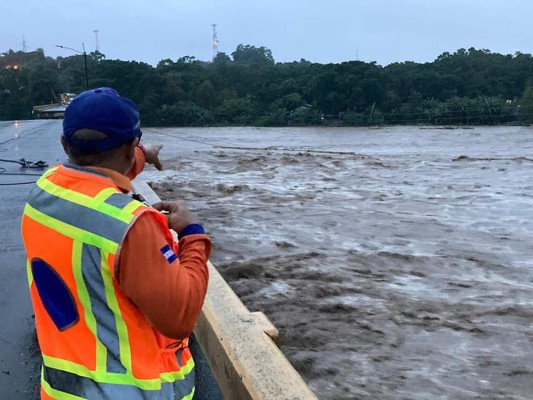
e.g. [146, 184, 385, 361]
[2, 45, 533, 126]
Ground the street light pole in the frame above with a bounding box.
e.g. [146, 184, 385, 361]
[82, 43, 88, 91]
[56, 43, 89, 90]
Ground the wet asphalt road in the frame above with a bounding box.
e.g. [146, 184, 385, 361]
[0, 120, 64, 399]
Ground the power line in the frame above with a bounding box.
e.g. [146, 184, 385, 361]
[0, 181, 37, 186]
[142, 128, 236, 148]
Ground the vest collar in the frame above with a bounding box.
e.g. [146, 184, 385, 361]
[62, 162, 132, 193]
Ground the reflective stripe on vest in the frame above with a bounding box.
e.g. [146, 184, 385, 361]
[24, 166, 194, 399]
[42, 355, 195, 400]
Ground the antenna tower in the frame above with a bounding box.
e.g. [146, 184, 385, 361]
[94, 30, 100, 52]
[212, 24, 219, 61]
[22, 35, 27, 52]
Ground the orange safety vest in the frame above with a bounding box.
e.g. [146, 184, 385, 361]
[21, 163, 195, 400]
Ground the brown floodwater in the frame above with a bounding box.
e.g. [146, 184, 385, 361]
[142, 126, 533, 400]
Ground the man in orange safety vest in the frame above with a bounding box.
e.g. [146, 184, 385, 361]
[21, 87, 210, 399]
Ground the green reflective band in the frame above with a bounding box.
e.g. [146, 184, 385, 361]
[42, 370, 86, 400]
[160, 355, 195, 382]
[100, 249, 132, 373]
[26, 260, 33, 288]
[183, 387, 195, 400]
[122, 200, 142, 216]
[94, 187, 120, 203]
[42, 363, 195, 399]
[23, 204, 118, 254]
[43, 354, 194, 390]
[41, 166, 59, 180]
[36, 175, 136, 224]
[71, 240, 106, 377]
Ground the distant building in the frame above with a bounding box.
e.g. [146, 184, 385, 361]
[32, 104, 67, 119]
[32, 92, 76, 119]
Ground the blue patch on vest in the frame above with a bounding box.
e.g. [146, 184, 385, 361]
[160, 244, 178, 264]
[31, 258, 79, 331]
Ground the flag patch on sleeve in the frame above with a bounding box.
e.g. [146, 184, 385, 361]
[160, 245, 178, 264]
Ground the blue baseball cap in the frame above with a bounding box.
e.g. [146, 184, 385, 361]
[63, 87, 141, 151]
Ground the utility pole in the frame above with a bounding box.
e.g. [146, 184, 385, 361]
[56, 43, 89, 90]
[94, 30, 100, 52]
[212, 24, 219, 61]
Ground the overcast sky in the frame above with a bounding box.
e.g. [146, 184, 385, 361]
[1, 0, 531, 66]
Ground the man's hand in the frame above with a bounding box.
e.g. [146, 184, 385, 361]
[143, 144, 164, 170]
[152, 200, 199, 233]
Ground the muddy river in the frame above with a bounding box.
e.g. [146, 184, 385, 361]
[140, 126, 533, 399]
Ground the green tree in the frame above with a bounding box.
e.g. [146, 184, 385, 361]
[194, 80, 218, 108]
[157, 101, 213, 126]
[232, 45, 275, 66]
[213, 97, 258, 125]
[520, 86, 533, 122]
